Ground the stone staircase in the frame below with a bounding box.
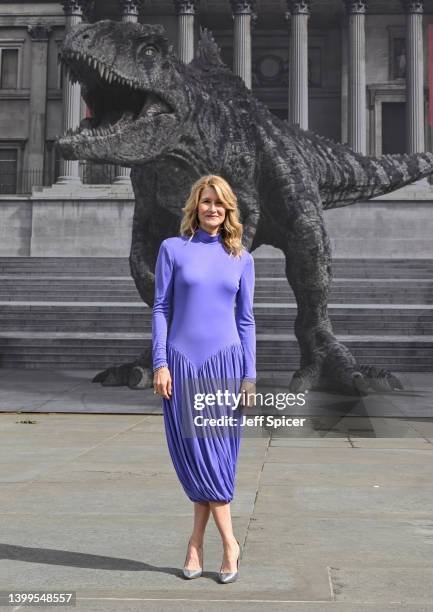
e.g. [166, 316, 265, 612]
[0, 257, 432, 372]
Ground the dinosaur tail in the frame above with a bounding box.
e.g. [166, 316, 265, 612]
[319, 149, 433, 210]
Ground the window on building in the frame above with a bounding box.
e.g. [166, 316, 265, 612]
[57, 52, 64, 89]
[0, 49, 18, 89]
[0, 149, 18, 194]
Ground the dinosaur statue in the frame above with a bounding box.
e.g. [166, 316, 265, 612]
[57, 19, 433, 396]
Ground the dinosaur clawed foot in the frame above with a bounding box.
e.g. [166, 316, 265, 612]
[92, 351, 154, 389]
[358, 364, 404, 393]
[289, 335, 405, 396]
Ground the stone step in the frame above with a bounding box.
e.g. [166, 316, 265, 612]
[0, 290, 429, 304]
[0, 303, 432, 334]
[1, 276, 432, 288]
[0, 333, 432, 370]
[1, 257, 433, 278]
[1, 287, 431, 298]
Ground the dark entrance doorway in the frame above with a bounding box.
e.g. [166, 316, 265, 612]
[382, 102, 406, 154]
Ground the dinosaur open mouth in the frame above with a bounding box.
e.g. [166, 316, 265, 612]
[60, 50, 174, 138]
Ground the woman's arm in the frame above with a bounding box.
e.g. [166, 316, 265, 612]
[235, 252, 256, 382]
[152, 240, 174, 371]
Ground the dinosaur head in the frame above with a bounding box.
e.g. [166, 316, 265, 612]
[57, 20, 184, 165]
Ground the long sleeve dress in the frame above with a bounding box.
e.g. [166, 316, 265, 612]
[152, 226, 256, 503]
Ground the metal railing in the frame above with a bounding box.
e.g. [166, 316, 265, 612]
[0, 162, 118, 195]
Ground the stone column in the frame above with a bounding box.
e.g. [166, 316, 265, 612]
[26, 24, 51, 188]
[402, 0, 425, 153]
[340, 19, 349, 143]
[56, 0, 84, 185]
[113, 0, 141, 186]
[173, 0, 198, 64]
[286, 1, 310, 129]
[230, 1, 256, 90]
[119, 0, 139, 22]
[344, 0, 367, 154]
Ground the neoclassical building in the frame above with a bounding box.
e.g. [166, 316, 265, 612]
[1, 0, 433, 195]
[1, 1, 432, 376]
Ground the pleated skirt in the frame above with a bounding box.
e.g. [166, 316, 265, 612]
[162, 341, 245, 503]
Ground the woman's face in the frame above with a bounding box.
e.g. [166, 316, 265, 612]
[197, 186, 226, 233]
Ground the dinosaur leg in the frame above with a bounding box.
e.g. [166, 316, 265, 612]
[93, 164, 197, 389]
[92, 201, 157, 389]
[283, 207, 404, 396]
[230, 183, 260, 251]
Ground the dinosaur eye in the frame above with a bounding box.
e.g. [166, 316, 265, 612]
[138, 44, 158, 57]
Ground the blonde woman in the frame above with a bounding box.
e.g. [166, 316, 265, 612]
[152, 175, 256, 583]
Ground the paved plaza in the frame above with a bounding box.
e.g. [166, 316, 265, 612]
[0, 368, 432, 611]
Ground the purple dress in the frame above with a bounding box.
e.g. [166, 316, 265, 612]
[152, 226, 256, 503]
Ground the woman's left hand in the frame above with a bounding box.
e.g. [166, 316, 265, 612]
[240, 380, 256, 409]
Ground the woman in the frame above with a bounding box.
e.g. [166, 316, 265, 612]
[152, 175, 256, 584]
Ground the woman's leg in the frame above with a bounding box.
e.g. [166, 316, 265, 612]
[184, 501, 211, 570]
[209, 501, 240, 573]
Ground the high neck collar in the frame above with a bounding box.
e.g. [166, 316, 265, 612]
[195, 226, 222, 244]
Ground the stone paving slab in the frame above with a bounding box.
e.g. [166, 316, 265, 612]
[247, 515, 433, 566]
[260, 460, 433, 486]
[254, 484, 433, 516]
[266, 446, 433, 464]
[16, 600, 432, 612]
[270, 437, 352, 446]
[329, 566, 433, 604]
[0, 369, 160, 414]
[349, 437, 433, 448]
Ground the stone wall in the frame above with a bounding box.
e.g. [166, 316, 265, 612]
[1, 192, 433, 258]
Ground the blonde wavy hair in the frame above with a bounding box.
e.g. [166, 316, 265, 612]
[179, 175, 245, 258]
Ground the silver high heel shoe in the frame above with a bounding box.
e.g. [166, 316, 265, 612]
[218, 538, 240, 584]
[182, 538, 203, 579]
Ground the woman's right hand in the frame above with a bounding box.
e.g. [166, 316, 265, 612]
[153, 366, 172, 399]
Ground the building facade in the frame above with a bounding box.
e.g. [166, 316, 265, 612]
[0, 0, 433, 194]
